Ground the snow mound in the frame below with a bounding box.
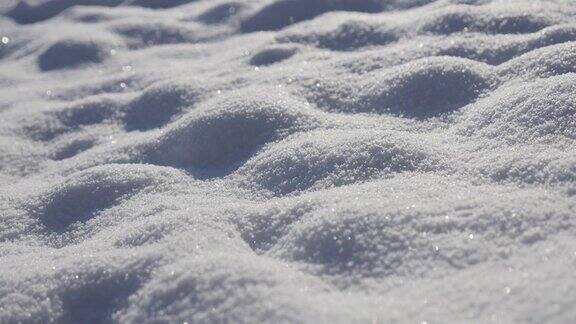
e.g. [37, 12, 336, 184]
[38, 35, 120, 71]
[249, 45, 297, 66]
[136, 89, 319, 173]
[238, 129, 442, 196]
[122, 79, 200, 131]
[306, 56, 496, 117]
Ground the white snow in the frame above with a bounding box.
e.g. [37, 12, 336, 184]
[0, 0, 575, 323]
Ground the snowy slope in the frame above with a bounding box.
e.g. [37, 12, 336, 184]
[0, 0, 575, 323]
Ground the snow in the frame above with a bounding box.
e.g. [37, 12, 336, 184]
[0, 0, 575, 323]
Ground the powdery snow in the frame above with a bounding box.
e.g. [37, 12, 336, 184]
[0, 0, 575, 323]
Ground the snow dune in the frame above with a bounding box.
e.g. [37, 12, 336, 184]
[0, 0, 575, 323]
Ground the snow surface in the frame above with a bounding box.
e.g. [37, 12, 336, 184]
[0, 0, 575, 323]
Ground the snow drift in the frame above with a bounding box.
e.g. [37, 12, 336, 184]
[0, 0, 575, 323]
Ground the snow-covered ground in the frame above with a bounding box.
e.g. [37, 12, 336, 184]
[1, 0, 575, 322]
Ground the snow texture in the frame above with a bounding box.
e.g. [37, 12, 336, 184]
[0, 0, 575, 323]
